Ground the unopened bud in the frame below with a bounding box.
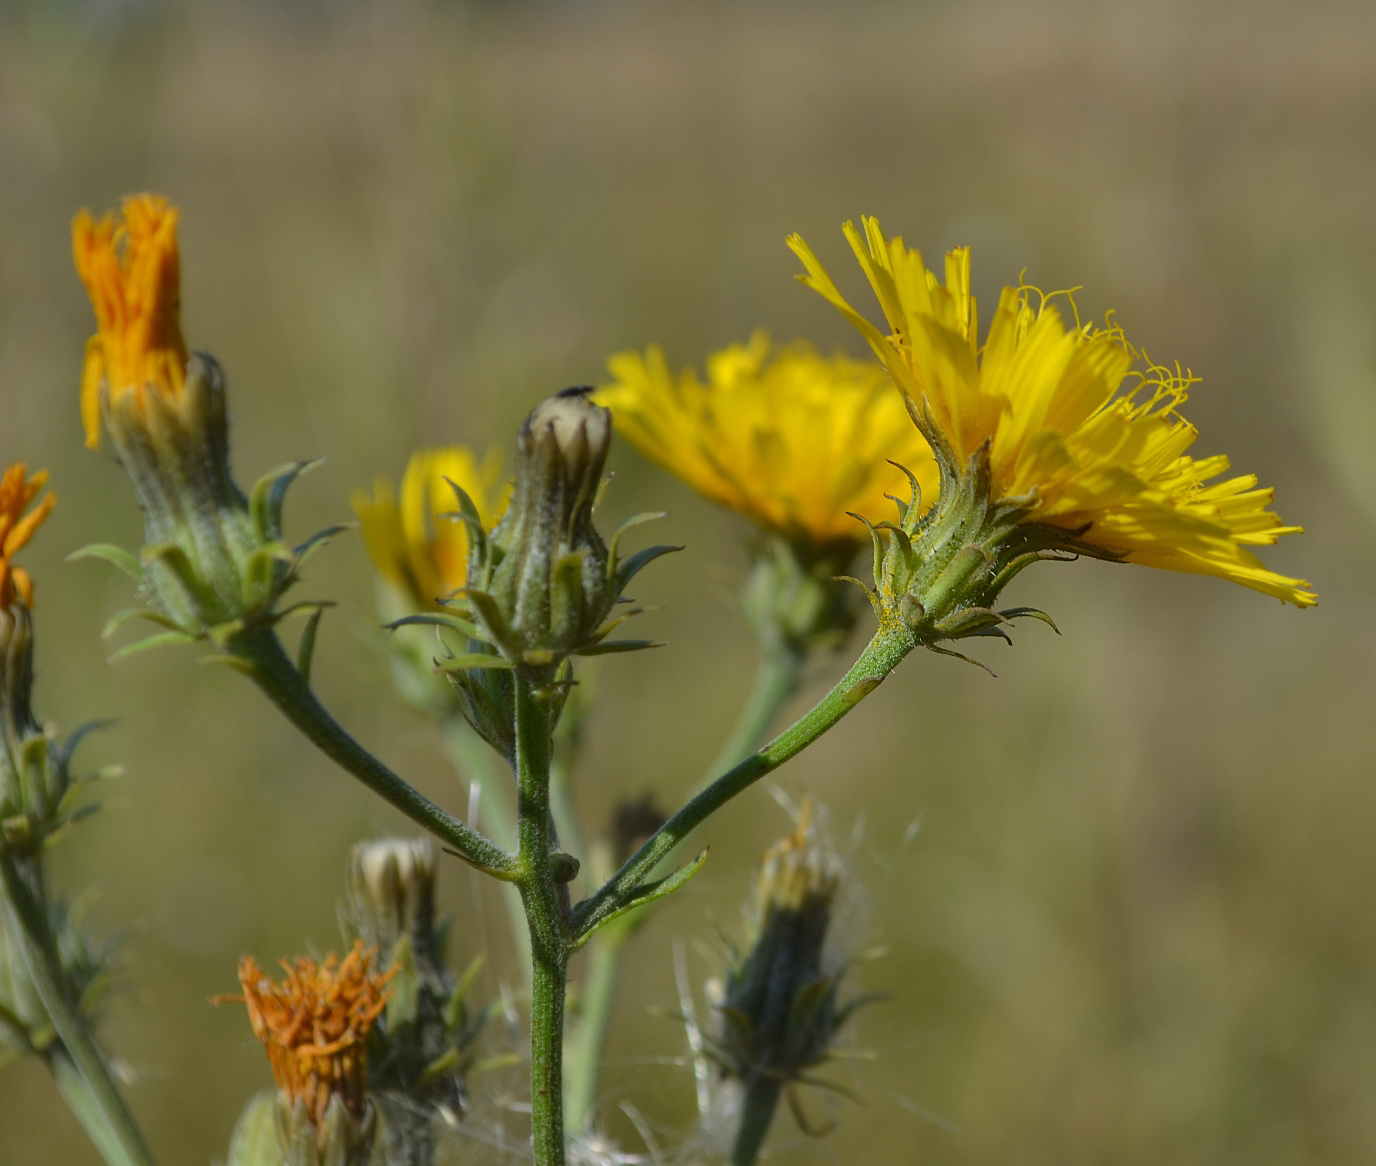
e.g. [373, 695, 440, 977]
[339, 839, 489, 1162]
[706, 800, 869, 1153]
[343, 838, 438, 971]
[482, 388, 614, 666]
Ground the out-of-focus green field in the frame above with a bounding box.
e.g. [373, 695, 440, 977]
[1, 1, 1373, 1162]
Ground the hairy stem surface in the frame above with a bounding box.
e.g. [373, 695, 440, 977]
[233, 629, 514, 876]
[1, 858, 156, 1166]
[574, 625, 912, 939]
[514, 675, 570, 1166]
[730, 1075, 784, 1166]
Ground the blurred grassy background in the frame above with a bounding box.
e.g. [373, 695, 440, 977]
[1, 0, 1373, 1162]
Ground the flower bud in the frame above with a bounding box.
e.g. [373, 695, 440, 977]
[343, 838, 439, 972]
[710, 807, 843, 1085]
[0, 469, 81, 855]
[704, 803, 870, 1157]
[442, 388, 676, 755]
[481, 388, 614, 665]
[0, 467, 109, 1060]
[857, 424, 1069, 665]
[73, 197, 337, 649]
[339, 839, 491, 1162]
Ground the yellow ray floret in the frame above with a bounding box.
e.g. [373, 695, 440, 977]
[352, 445, 510, 611]
[598, 331, 937, 549]
[788, 219, 1315, 606]
[72, 194, 188, 449]
[0, 464, 56, 608]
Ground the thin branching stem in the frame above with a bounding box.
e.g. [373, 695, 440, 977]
[232, 629, 516, 876]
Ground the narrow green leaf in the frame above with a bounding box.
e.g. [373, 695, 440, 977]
[101, 607, 185, 639]
[613, 543, 682, 590]
[67, 543, 142, 581]
[107, 630, 197, 662]
[297, 607, 325, 686]
[434, 653, 515, 673]
[573, 848, 708, 948]
[574, 639, 665, 656]
[385, 611, 484, 640]
[608, 510, 668, 563]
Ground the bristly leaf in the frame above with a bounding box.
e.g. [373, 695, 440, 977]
[613, 543, 682, 591]
[297, 606, 326, 685]
[384, 611, 484, 640]
[101, 607, 186, 639]
[434, 653, 515, 673]
[462, 589, 523, 659]
[926, 642, 996, 677]
[847, 511, 886, 588]
[609, 511, 668, 564]
[573, 848, 708, 948]
[249, 459, 321, 543]
[292, 524, 350, 569]
[107, 630, 197, 662]
[886, 459, 924, 525]
[67, 543, 142, 581]
[574, 639, 665, 656]
[443, 478, 490, 571]
[999, 606, 1061, 634]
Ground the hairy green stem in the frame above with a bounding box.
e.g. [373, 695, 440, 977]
[563, 921, 629, 1134]
[563, 643, 802, 1134]
[232, 629, 515, 876]
[514, 675, 569, 1166]
[1, 858, 156, 1166]
[730, 1075, 784, 1166]
[574, 625, 912, 939]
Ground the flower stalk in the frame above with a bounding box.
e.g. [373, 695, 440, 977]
[513, 672, 571, 1166]
[228, 628, 516, 877]
[1, 859, 155, 1166]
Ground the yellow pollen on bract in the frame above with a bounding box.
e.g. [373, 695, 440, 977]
[0, 464, 55, 609]
[352, 445, 510, 612]
[598, 331, 937, 552]
[789, 218, 1316, 607]
[72, 194, 188, 449]
[221, 940, 393, 1129]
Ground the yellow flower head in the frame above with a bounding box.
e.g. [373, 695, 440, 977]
[0, 465, 55, 609]
[789, 218, 1315, 606]
[598, 331, 936, 552]
[72, 194, 188, 450]
[224, 940, 393, 1129]
[352, 446, 510, 612]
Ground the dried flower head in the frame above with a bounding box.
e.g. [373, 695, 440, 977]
[0, 465, 54, 609]
[227, 941, 393, 1132]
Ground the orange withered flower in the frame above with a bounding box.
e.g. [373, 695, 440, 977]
[226, 941, 394, 1131]
[0, 464, 55, 608]
[72, 194, 188, 449]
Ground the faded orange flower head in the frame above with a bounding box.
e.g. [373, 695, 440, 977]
[224, 940, 393, 1129]
[0, 465, 55, 608]
[72, 194, 188, 449]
